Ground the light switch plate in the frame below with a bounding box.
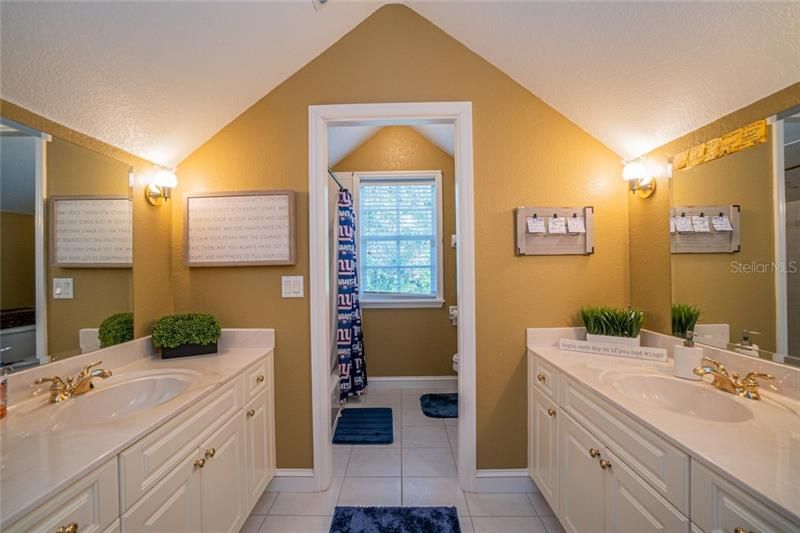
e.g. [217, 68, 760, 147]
[53, 278, 74, 299]
[281, 276, 304, 298]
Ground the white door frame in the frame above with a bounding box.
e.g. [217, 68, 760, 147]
[0, 117, 51, 364]
[770, 115, 789, 354]
[308, 102, 477, 491]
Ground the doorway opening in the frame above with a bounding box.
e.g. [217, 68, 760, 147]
[308, 102, 476, 492]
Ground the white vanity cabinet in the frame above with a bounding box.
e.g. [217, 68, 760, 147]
[527, 351, 798, 533]
[3, 458, 120, 533]
[5, 352, 277, 533]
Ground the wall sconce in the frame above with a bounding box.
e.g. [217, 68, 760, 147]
[622, 157, 671, 199]
[145, 169, 178, 206]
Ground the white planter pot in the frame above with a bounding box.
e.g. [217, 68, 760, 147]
[586, 333, 641, 347]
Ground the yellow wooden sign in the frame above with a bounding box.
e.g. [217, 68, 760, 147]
[673, 119, 768, 171]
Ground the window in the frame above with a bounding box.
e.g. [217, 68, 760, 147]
[354, 171, 444, 308]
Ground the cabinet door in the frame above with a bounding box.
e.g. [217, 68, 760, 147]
[604, 449, 689, 533]
[245, 389, 272, 508]
[691, 462, 797, 533]
[532, 389, 559, 512]
[559, 411, 606, 533]
[5, 458, 119, 533]
[201, 412, 247, 533]
[121, 451, 202, 533]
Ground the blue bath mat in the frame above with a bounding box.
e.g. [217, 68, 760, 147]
[333, 408, 393, 445]
[420, 393, 458, 418]
[330, 506, 461, 533]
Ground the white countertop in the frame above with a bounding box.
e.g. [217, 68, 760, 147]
[0, 340, 272, 527]
[528, 344, 800, 524]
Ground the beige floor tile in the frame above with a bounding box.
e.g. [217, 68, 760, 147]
[251, 491, 278, 515]
[240, 514, 265, 533]
[259, 515, 333, 532]
[402, 477, 469, 516]
[402, 406, 446, 426]
[459, 516, 475, 532]
[465, 493, 537, 517]
[269, 478, 343, 516]
[471, 517, 547, 533]
[527, 492, 555, 516]
[403, 425, 449, 447]
[540, 515, 566, 533]
[338, 476, 402, 507]
[402, 447, 457, 477]
[332, 446, 352, 477]
[345, 447, 401, 476]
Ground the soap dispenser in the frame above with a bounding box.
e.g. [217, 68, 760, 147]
[734, 329, 761, 357]
[673, 331, 703, 380]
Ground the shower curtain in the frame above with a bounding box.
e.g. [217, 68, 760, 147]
[336, 189, 367, 402]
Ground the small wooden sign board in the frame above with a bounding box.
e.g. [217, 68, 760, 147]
[558, 338, 668, 363]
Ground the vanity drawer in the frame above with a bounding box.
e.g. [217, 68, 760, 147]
[244, 355, 271, 401]
[5, 457, 119, 533]
[691, 462, 797, 533]
[119, 377, 241, 511]
[561, 376, 690, 516]
[532, 356, 559, 400]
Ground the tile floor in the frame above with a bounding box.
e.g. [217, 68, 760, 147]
[241, 388, 565, 533]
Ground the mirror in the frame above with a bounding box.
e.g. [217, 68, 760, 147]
[1, 120, 133, 371]
[668, 111, 799, 367]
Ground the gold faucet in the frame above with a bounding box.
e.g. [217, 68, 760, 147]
[693, 357, 774, 400]
[34, 360, 112, 403]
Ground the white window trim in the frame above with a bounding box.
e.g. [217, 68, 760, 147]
[352, 170, 444, 309]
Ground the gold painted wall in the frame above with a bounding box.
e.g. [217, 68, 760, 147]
[46, 138, 133, 359]
[174, 5, 627, 469]
[1, 212, 35, 309]
[333, 126, 457, 377]
[0, 99, 173, 340]
[630, 82, 800, 337]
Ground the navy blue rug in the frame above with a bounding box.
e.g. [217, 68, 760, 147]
[330, 506, 461, 533]
[420, 393, 458, 418]
[333, 408, 393, 445]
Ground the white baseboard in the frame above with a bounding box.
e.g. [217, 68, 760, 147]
[267, 469, 317, 492]
[472, 469, 537, 493]
[368, 376, 458, 390]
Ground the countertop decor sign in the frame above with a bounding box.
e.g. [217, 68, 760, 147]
[151, 313, 221, 359]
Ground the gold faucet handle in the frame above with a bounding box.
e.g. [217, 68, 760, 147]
[742, 371, 774, 384]
[702, 357, 726, 373]
[79, 360, 103, 376]
[34, 376, 66, 388]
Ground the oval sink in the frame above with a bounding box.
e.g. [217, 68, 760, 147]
[610, 374, 753, 422]
[53, 370, 198, 426]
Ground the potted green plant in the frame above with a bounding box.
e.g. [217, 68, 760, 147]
[151, 313, 221, 359]
[98, 312, 134, 348]
[580, 306, 645, 347]
[672, 304, 702, 339]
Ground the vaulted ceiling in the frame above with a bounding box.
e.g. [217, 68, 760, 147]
[2, 1, 799, 167]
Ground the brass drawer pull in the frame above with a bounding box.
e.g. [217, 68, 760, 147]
[247, 409, 256, 418]
[205, 448, 216, 458]
[57, 523, 78, 533]
[547, 408, 556, 417]
[599, 459, 612, 470]
[256, 374, 265, 383]
[194, 458, 206, 468]
[588, 448, 601, 458]
[536, 374, 546, 383]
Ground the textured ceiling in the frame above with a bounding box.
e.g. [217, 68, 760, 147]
[0, 1, 378, 167]
[410, 1, 800, 159]
[1, 2, 799, 166]
[329, 124, 454, 165]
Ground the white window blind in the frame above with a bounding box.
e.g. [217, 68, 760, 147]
[355, 172, 443, 306]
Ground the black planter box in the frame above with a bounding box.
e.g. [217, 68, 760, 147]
[161, 342, 218, 359]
